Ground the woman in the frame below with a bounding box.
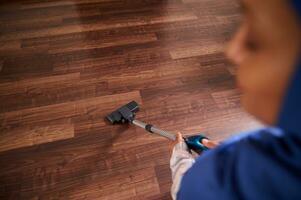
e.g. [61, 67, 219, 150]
[170, 0, 301, 199]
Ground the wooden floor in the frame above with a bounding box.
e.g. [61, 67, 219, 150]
[0, 0, 261, 199]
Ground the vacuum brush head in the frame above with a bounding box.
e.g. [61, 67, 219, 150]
[106, 101, 139, 124]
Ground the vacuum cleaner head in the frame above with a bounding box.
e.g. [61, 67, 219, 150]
[106, 101, 139, 124]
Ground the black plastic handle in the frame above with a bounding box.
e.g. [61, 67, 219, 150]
[184, 134, 209, 154]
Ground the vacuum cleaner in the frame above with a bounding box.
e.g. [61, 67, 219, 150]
[106, 101, 209, 154]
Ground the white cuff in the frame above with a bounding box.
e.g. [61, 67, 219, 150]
[170, 141, 195, 200]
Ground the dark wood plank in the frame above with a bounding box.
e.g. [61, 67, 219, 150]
[0, 123, 74, 153]
[0, 90, 141, 128]
[0, 11, 198, 40]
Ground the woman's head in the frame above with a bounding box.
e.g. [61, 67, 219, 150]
[227, 0, 301, 125]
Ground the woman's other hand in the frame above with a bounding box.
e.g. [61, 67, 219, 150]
[202, 138, 220, 149]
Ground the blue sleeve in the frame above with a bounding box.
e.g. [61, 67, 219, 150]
[177, 128, 301, 200]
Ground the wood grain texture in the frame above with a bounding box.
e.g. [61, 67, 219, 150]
[1, 90, 142, 128]
[0, 0, 261, 199]
[0, 124, 74, 152]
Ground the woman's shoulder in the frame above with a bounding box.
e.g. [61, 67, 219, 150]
[179, 127, 301, 199]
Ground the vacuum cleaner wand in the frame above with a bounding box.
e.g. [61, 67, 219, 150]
[106, 101, 208, 154]
[132, 120, 176, 141]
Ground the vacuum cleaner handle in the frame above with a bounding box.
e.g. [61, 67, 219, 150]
[184, 135, 209, 154]
[132, 119, 209, 154]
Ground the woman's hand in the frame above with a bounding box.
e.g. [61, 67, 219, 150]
[171, 132, 184, 146]
[201, 138, 219, 149]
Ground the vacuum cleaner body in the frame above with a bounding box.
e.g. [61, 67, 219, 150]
[106, 101, 208, 154]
